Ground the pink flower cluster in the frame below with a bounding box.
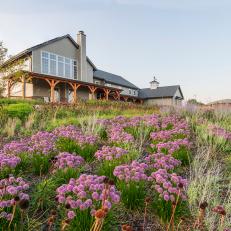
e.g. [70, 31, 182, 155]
[2, 139, 29, 155]
[148, 169, 187, 202]
[0, 176, 29, 221]
[209, 125, 231, 142]
[54, 152, 84, 169]
[109, 126, 134, 144]
[0, 153, 21, 170]
[160, 116, 187, 129]
[151, 138, 191, 154]
[144, 153, 181, 170]
[95, 146, 128, 161]
[56, 174, 120, 219]
[0, 125, 98, 157]
[53, 125, 97, 145]
[143, 114, 160, 128]
[150, 126, 189, 141]
[28, 131, 57, 155]
[1, 131, 57, 156]
[113, 161, 148, 182]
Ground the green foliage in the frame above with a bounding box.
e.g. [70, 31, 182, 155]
[56, 137, 98, 162]
[31, 154, 51, 175]
[5, 103, 33, 120]
[54, 167, 82, 183]
[98, 127, 108, 140]
[117, 181, 146, 210]
[31, 177, 57, 211]
[67, 209, 94, 231]
[172, 146, 191, 166]
[151, 194, 190, 224]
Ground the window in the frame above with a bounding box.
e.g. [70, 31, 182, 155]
[129, 89, 132, 94]
[58, 56, 64, 77]
[72, 60, 77, 79]
[41, 51, 77, 79]
[133, 90, 136, 95]
[65, 58, 71, 78]
[50, 53, 56, 75]
[41, 51, 49, 74]
[95, 81, 100, 85]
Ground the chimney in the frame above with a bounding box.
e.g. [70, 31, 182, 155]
[150, 76, 159, 90]
[77, 31, 87, 81]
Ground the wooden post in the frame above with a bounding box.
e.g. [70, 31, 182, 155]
[7, 79, 11, 98]
[88, 86, 98, 100]
[45, 79, 60, 103]
[123, 96, 128, 102]
[21, 76, 25, 99]
[69, 83, 81, 104]
[103, 89, 111, 101]
[116, 90, 120, 101]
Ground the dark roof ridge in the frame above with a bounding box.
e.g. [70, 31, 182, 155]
[94, 69, 139, 90]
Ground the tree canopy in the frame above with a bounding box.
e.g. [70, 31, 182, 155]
[0, 41, 8, 65]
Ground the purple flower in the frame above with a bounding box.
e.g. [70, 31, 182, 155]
[67, 210, 75, 220]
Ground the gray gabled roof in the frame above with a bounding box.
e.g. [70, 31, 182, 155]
[94, 70, 139, 90]
[139, 85, 184, 99]
[1, 34, 97, 70]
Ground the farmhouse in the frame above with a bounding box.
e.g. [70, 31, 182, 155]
[0, 31, 183, 105]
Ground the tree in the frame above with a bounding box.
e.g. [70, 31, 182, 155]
[0, 41, 7, 65]
[187, 99, 204, 105]
[0, 41, 8, 97]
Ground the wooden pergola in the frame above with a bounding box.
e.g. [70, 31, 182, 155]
[6, 71, 124, 103]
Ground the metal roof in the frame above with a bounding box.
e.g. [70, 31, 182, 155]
[94, 70, 139, 90]
[138, 85, 184, 99]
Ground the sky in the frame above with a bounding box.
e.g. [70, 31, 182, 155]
[0, 0, 231, 103]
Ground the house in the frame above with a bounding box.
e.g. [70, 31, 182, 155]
[0, 31, 183, 105]
[205, 99, 231, 110]
[139, 78, 184, 106]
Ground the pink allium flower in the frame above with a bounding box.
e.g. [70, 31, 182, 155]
[95, 146, 128, 161]
[56, 174, 120, 218]
[67, 210, 76, 220]
[54, 152, 84, 170]
[113, 161, 148, 182]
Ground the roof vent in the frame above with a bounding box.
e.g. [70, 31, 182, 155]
[150, 76, 159, 90]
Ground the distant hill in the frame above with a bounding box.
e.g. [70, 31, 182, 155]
[207, 99, 231, 105]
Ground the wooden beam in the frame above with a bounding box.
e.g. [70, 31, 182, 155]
[116, 90, 120, 100]
[44, 79, 60, 103]
[7, 79, 11, 98]
[68, 82, 81, 103]
[88, 86, 98, 100]
[103, 88, 111, 100]
[21, 76, 25, 99]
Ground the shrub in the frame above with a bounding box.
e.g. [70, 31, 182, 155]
[172, 146, 191, 166]
[56, 137, 97, 162]
[56, 174, 120, 231]
[5, 103, 33, 120]
[0, 153, 21, 178]
[113, 161, 148, 210]
[150, 194, 189, 223]
[0, 176, 29, 229]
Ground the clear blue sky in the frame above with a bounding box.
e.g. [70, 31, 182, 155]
[1, 0, 231, 103]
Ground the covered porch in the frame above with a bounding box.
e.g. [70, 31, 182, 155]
[6, 71, 122, 104]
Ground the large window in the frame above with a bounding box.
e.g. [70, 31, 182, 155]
[41, 51, 77, 79]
